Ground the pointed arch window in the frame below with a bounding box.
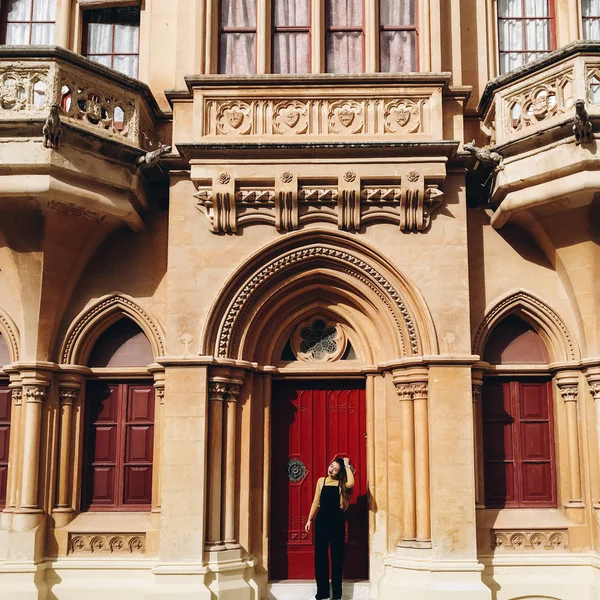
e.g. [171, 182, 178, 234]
[82, 318, 155, 511]
[497, 0, 555, 75]
[481, 316, 557, 508]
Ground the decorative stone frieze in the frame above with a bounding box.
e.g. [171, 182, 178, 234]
[194, 174, 444, 234]
[491, 530, 569, 552]
[68, 533, 146, 555]
[205, 95, 429, 139]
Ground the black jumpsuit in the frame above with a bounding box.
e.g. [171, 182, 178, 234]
[314, 483, 345, 600]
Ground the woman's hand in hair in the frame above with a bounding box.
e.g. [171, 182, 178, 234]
[304, 519, 311, 533]
[343, 457, 350, 468]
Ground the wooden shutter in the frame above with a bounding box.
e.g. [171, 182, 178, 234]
[0, 383, 11, 509]
[83, 381, 154, 511]
[483, 379, 556, 508]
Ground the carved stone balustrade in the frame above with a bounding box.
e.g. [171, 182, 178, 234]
[0, 46, 158, 148]
[479, 42, 600, 229]
[170, 74, 463, 234]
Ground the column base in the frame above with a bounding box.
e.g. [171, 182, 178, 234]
[378, 554, 491, 600]
[0, 561, 48, 599]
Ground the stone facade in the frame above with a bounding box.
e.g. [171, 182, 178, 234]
[0, 2, 600, 600]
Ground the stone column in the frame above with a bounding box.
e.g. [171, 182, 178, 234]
[223, 383, 241, 549]
[585, 367, 600, 507]
[206, 381, 226, 550]
[1, 385, 22, 530]
[151, 366, 166, 529]
[53, 385, 78, 527]
[393, 367, 430, 547]
[557, 372, 584, 507]
[472, 373, 485, 508]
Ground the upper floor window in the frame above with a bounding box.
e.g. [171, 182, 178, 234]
[83, 7, 140, 78]
[326, 0, 363, 73]
[1, 0, 56, 45]
[218, 0, 417, 75]
[498, 0, 555, 75]
[582, 0, 600, 39]
[219, 0, 257, 74]
[272, 0, 310, 74]
[380, 0, 417, 72]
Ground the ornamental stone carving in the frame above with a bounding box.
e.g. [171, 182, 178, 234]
[216, 101, 252, 135]
[0, 66, 50, 114]
[291, 318, 346, 362]
[59, 388, 78, 405]
[194, 174, 444, 234]
[491, 530, 568, 552]
[68, 533, 146, 555]
[328, 100, 365, 134]
[23, 386, 46, 403]
[273, 100, 309, 135]
[383, 99, 422, 134]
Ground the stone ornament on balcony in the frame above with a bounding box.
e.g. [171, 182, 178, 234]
[0, 47, 159, 150]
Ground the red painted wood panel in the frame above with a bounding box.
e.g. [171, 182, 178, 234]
[0, 383, 10, 508]
[270, 381, 368, 581]
[483, 379, 555, 508]
[83, 382, 154, 511]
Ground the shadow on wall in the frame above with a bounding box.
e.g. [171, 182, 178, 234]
[55, 213, 168, 359]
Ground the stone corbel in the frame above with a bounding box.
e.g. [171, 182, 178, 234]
[556, 372, 584, 509]
[399, 172, 445, 232]
[338, 171, 361, 232]
[275, 170, 298, 232]
[392, 367, 431, 547]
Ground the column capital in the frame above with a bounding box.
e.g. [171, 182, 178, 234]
[556, 372, 580, 403]
[59, 388, 78, 406]
[472, 383, 483, 403]
[391, 366, 428, 401]
[22, 385, 47, 404]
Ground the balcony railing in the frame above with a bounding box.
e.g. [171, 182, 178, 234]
[480, 41, 600, 148]
[0, 46, 159, 149]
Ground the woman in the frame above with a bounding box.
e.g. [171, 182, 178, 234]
[304, 456, 354, 600]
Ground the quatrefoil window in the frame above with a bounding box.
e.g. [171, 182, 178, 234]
[290, 317, 347, 362]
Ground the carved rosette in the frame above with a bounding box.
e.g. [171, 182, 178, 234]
[491, 529, 568, 552]
[291, 317, 346, 362]
[68, 533, 146, 555]
[384, 99, 421, 134]
[216, 100, 252, 135]
[328, 100, 365, 134]
[273, 100, 309, 135]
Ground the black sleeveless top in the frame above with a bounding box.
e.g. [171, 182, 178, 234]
[316, 482, 344, 524]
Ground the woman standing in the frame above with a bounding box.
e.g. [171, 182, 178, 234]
[304, 457, 355, 600]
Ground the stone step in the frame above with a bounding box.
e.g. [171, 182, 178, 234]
[266, 581, 370, 600]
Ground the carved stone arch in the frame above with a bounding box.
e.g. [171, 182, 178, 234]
[472, 290, 579, 363]
[0, 306, 20, 363]
[202, 230, 438, 362]
[60, 293, 166, 365]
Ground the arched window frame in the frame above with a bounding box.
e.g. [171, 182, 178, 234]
[581, 0, 600, 40]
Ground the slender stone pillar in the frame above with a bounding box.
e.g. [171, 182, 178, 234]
[393, 367, 430, 547]
[471, 375, 485, 508]
[223, 384, 241, 548]
[557, 373, 583, 506]
[586, 368, 600, 507]
[56, 387, 77, 510]
[206, 381, 226, 550]
[19, 384, 47, 512]
[6, 387, 22, 512]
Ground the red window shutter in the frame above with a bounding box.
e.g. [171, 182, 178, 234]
[483, 379, 556, 508]
[83, 381, 154, 511]
[0, 383, 11, 509]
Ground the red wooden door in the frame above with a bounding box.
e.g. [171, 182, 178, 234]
[0, 383, 11, 508]
[270, 381, 368, 581]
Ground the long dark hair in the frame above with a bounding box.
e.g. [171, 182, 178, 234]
[334, 457, 351, 511]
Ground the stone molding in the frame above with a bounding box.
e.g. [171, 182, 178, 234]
[491, 529, 569, 552]
[195, 175, 444, 234]
[472, 290, 578, 362]
[218, 246, 419, 359]
[68, 533, 145, 555]
[61, 293, 165, 364]
[0, 307, 20, 363]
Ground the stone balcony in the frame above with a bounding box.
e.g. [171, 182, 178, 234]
[479, 42, 600, 229]
[0, 46, 164, 231]
[168, 74, 465, 234]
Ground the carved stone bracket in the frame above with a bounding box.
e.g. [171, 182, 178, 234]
[68, 533, 145, 555]
[491, 529, 568, 552]
[195, 172, 444, 234]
